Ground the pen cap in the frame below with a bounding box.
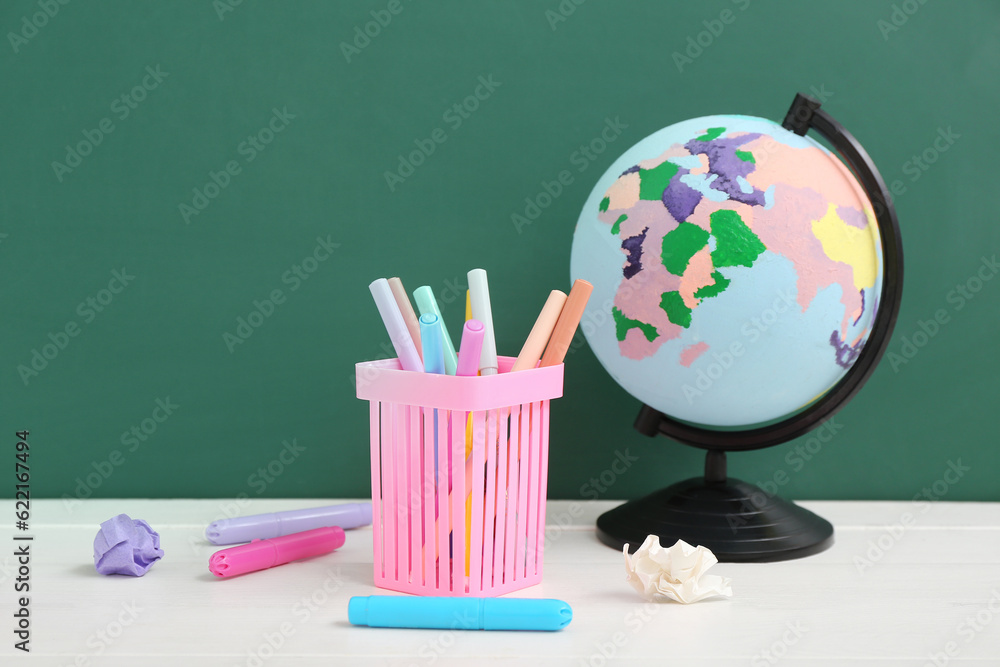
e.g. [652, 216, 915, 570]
[277, 503, 372, 535]
[413, 286, 458, 375]
[205, 516, 282, 544]
[347, 596, 369, 626]
[419, 314, 445, 375]
[388, 277, 422, 361]
[467, 269, 498, 375]
[455, 319, 485, 377]
[370, 278, 423, 372]
[210, 540, 280, 577]
[511, 289, 568, 372]
[540, 279, 593, 367]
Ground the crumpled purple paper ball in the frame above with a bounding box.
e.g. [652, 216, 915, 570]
[93, 514, 164, 576]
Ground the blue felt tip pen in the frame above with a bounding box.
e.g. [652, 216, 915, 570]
[347, 596, 572, 631]
[419, 313, 445, 375]
[414, 286, 458, 375]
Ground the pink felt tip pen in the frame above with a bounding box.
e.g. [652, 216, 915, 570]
[209, 526, 345, 578]
[455, 320, 485, 377]
[453, 319, 485, 560]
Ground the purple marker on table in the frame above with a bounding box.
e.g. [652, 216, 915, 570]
[205, 502, 372, 545]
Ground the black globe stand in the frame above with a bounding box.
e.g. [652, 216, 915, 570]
[595, 93, 903, 562]
[597, 416, 834, 561]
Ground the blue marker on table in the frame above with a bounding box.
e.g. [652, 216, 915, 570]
[348, 596, 572, 631]
[205, 502, 372, 545]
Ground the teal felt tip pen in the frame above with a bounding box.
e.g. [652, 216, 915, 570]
[347, 596, 572, 631]
[413, 286, 458, 375]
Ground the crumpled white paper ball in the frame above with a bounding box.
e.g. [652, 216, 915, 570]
[623, 535, 733, 603]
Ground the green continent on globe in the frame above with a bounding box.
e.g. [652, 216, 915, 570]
[661, 222, 710, 275]
[709, 210, 766, 269]
[612, 307, 658, 342]
[693, 271, 731, 299]
[638, 161, 680, 201]
[659, 291, 692, 328]
[696, 127, 726, 141]
[610, 214, 627, 235]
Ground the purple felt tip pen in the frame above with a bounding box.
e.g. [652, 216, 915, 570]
[205, 502, 372, 545]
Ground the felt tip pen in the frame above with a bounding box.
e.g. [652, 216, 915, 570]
[205, 502, 372, 545]
[209, 526, 345, 578]
[347, 596, 572, 631]
[413, 286, 458, 375]
[420, 314, 446, 491]
[455, 319, 485, 377]
[467, 269, 498, 376]
[511, 289, 568, 372]
[370, 278, 423, 372]
[540, 279, 594, 367]
[419, 313, 446, 375]
[388, 277, 422, 362]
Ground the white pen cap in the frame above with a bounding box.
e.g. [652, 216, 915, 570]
[467, 268, 498, 375]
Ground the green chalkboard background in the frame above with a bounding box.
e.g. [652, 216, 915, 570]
[3, 0, 998, 502]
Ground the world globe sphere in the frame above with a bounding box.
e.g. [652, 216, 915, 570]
[571, 114, 884, 428]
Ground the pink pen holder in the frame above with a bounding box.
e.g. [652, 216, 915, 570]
[355, 355, 563, 597]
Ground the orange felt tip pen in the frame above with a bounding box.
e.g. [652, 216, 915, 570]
[540, 279, 593, 367]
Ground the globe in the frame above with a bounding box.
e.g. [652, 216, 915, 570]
[574, 95, 903, 562]
[571, 114, 884, 428]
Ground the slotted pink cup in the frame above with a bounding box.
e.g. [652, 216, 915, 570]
[355, 355, 563, 596]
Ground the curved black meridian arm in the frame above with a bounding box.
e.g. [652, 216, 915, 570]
[637, 93, 905, 452]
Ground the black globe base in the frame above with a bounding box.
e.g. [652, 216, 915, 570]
[596, 475, 834, 562]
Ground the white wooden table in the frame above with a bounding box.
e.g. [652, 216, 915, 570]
[2, 499, 998, 666]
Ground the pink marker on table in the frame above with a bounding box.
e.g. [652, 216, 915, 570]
[209, 526, 345, 578]
[455, 320, 485, 377]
